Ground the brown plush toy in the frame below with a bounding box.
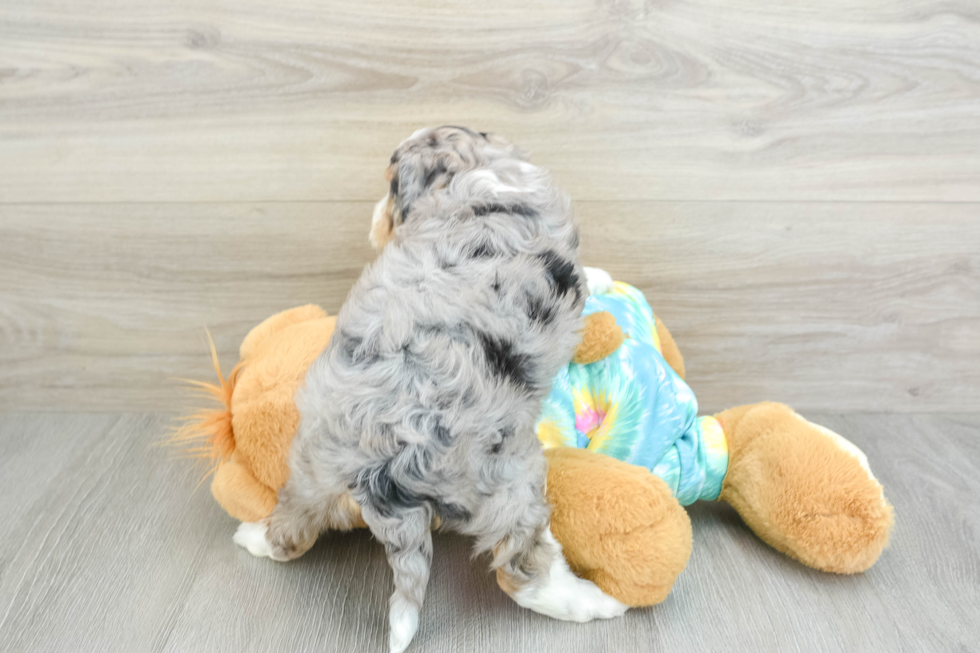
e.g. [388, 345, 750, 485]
[178, 286, 893, 609]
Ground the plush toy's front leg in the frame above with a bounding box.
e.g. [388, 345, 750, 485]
[715, 402, 894, 574]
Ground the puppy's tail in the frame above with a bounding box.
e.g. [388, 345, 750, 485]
[171, 330, 242, 468]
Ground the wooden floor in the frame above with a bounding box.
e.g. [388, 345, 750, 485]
[0, 412, 977, 652]
[2, 0, 980, 651]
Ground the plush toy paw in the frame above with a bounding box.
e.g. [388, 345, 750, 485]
[512, 558, 629, 622]
[507, 529, 628, 622]
[717, 402, 894, 574]
[584, 267, 615, 296]
[544, 447, 692, 606]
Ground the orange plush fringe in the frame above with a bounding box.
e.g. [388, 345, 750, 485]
[172, 331, 242, 466]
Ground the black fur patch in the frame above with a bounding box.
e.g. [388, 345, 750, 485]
[477, 331, 531, 389]
[489, 427, 513, 454]
[471, 242, 497, 258]
[525, 294, 556, 325]
[433, 419, 454, 446]
[472, 203, 537, 219]
[509, 204, 538, 218]
[435, 501, 472, 522]
[354, 458, 471, 522]
[491, 274, 502, 294]
[390, 177, 399, 197]
[355, 460, 420, 517]
[423, 162, 448, 189]
[538, 250, 579, 298]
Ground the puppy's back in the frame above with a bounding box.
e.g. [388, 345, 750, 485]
[297, 133, 585, 527]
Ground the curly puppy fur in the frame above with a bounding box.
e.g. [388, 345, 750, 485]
[236, 126, 625, 652]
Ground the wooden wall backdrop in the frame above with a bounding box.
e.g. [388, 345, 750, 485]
[1, 0, 978, 412]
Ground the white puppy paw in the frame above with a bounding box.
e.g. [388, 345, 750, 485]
[233, 521, 287, 561]
[388, 594, 420, 653]
[583, 267, 615, 297]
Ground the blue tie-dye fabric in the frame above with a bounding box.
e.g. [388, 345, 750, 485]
[536, 282, 728, 505]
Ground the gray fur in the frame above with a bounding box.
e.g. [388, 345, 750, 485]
[263, 126, 586, 637]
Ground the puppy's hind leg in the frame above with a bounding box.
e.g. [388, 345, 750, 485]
[235, 478, 361, 562]
[358, 503, 434, 653]
[493, 494, 627, 622]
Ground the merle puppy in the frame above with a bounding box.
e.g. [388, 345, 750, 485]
[234, 126, 625, 652]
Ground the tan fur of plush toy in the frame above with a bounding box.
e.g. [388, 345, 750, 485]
[544, 447, 692, 606]
[176, 305, 355, 524]
[572, 311, 626, 365]
[178, 302, 892, 608]
[716, 402, 894, 574]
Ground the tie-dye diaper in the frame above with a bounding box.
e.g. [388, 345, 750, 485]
[536, 282, 729, 505]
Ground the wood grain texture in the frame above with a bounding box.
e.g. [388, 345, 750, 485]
[2, 0, 980, 203]
[578, 202, 980, 414]
[2, 202, 977, 413]
[0, 203, 377, 412]
[0, 412, 977, 651]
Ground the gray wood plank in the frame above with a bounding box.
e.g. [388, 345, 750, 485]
[2, 0, 980, 202]
[0, 412, 977, 652]
[0, 414, 231, 652]
[2, 202, 977, 413]
[578, 202, 980, 414]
